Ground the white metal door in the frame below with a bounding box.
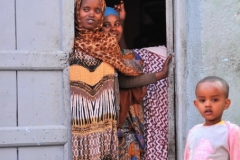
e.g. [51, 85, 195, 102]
[0, 0, 74, 159]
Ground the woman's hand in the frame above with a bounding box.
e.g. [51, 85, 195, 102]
[155, 54, 173, 80]
[114, 0, 126, 22]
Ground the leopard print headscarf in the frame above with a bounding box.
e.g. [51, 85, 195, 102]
[73, 0, 141, 76]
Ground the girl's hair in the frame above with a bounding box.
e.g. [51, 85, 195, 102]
[196, 76, 229, 98]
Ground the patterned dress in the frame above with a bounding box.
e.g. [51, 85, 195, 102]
[70, 51, 118, 160]
[117, 47, 168, 160]
[118, 103, 145, 160]
[136, 46, 168, 160]
[118, 49, 145, 160]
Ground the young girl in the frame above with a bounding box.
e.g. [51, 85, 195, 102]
[184, 76, 240, 160]
[70, 0, 172, 159]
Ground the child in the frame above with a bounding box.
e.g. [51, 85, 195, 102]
[184, 76, 240, 160]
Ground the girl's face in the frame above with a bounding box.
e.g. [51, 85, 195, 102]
[102, 15, 123, 42]
[194, 81, 230, 126]
[79, 0, 103, 30]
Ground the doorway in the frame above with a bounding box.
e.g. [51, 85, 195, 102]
[105, 0, 176, 159]
[106, 0, 166, 49]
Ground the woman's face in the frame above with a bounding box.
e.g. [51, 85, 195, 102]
[102, 15, 123, 42]
[79, 0, 103, 30]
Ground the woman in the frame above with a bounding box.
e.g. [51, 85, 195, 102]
[101, 7, 146, 160]
[70, 0, 172, 159]
[102, 6, 171, 160]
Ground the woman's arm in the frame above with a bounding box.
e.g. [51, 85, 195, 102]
[114, 1, 127, 49]
[119, 54, 173, 88]
[118, 72, 156, 88]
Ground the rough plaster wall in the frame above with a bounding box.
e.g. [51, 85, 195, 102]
[202, 0, 240, 123]
[176, 0, 205, 158]
[186, 0, 204, 135]
[180, 0, 240, 158]
[186, 0, 240, 131]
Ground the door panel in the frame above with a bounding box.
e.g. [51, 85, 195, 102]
[0, 51, 68, 70]
[18, 71, 63, 126]
[0, 71, 17, 127]
[0, 0, 15, 50]
[19, 146, 63, 160]
[16, 0, 62, 50]
[0, 126, 67, 147]
[0, 0, 74, 159]
[0, 148, 17, 160]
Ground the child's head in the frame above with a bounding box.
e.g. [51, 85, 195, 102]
[194, 76, 231, 126]
[102, 7, 123, 42]
[75, 0, 106, 31]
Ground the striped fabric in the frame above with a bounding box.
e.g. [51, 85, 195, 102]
[135, 47, 168, 160]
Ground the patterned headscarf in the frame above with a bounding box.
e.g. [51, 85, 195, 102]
[73, 0, 141, 76]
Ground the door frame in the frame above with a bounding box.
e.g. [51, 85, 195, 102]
[166, 0, 176, 159]
[167, 0, 188, 159]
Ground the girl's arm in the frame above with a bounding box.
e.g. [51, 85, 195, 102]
[184, 141, 190, 160]
[228, 123, 240, 159]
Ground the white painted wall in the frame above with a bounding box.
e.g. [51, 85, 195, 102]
[176, 0, 240, 159]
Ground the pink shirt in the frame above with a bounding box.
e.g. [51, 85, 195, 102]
[184, 121, 240, 160]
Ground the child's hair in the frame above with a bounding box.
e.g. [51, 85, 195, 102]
[196, 76, 229, 98]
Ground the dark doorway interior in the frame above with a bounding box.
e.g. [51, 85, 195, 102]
[105, 0, 166, 49]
